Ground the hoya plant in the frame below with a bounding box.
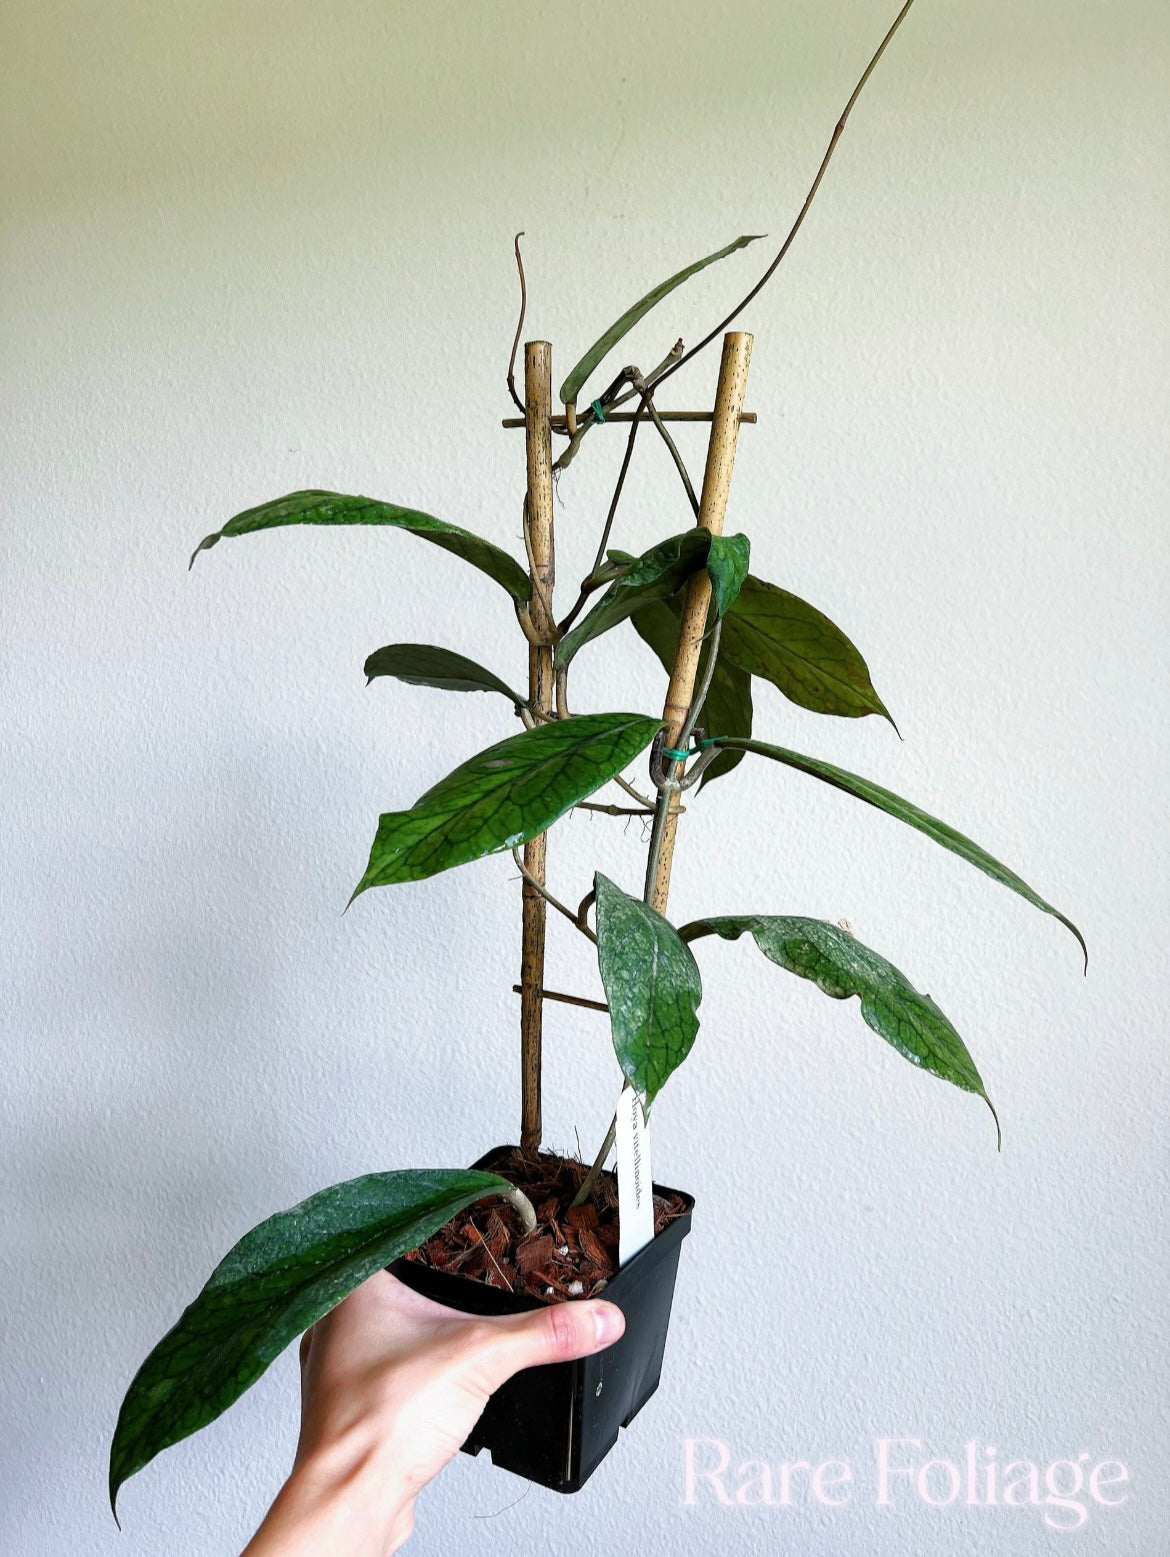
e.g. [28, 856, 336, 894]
[109, 0, 1083, 1519]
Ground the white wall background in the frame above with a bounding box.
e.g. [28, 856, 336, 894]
[3, 1, 1167, 1553]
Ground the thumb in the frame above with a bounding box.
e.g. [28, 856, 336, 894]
[476, 1299, 625, 1389]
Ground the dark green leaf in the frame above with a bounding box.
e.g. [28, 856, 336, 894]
[721, 737, 1087, 968]
[351, 712, 663, 898]
[109, 1168, 509, 1516]
[190, 490, 532, 601]
[557, 529, 750, 669]
[629, 598, 752, 788]
[364, 643, 525, 705]
[720, 575, 893, 724]
[679, 915, 999, 1144]
[558, 235, 763, 407]
[706, 534, 751, 619]
[594, 873, 702, 1108]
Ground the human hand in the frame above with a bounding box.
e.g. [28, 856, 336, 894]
[242, 1269, 626, 1556]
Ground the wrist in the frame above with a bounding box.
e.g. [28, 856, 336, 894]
[244, 1435, 415, 1557]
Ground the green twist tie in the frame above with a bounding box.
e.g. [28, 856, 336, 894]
[591, 398, 606, 424]
[662, 735, 724, 763]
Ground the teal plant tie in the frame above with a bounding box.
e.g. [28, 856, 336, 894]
[591, 398, 606, 424]
[661, 735, 724, 762]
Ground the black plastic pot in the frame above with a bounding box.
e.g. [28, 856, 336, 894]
[388, 1145, 694, 1493]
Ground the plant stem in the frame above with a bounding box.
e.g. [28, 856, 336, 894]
[653, 0, 920, 395]
[519, 342, 556, 1157]
[512, 849, 598, 945]
[570, 1115, 617, 1210]
[557, 395, 649, 635]
[613, 772, 658, 809]
[505, 233, 527, 415]
[639, 384, 700, 516]
[574, 800, 655, 817]
[501, 1186, 537, 1235]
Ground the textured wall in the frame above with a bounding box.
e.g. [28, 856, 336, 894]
[3, 1, 1167, 1552]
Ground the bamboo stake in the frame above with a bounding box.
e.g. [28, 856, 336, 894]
[647, 331, 753, 914]
[519, 341, 556, 1157]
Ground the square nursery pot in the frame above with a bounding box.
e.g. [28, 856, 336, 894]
[388, 1145, 694, 1493]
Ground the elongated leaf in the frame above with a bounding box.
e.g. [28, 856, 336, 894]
[109, 1168, 509, 1516]
[557, 529, 750, 669]
[720, 575, 893, 724]
[594, 873, 702, 1108]
[352, 712, 662, 897]
[190, 490, 532, 601]
[679, 915, 999, 1143]
[629, 598, 751, 788]
[365, 643, 525, 705]
[705, 534, 751, 619]
[722, 737, 1086, 967]
[558, 235, 763, 407]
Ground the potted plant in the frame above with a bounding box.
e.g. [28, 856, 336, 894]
[108, 0, 1084, 1520]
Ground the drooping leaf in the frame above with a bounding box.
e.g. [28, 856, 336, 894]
[364, 643, 525, 706]
[594, 873, 702, 1109]
[557, 530, 750, 669]
[720, 737, 1087, 968]
[351, 712, 662, 898]
[109, 1168, 509, 1516]
[558, 234, 763, 407]
[705, 534, 751, 618]
[720, 575, 893, 724]
[679, 915, 999, 1144]
[629, 598, 751, 788]
[190, 490, 532, 601]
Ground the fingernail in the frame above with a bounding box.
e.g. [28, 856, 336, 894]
[593, 1302, 625, 1347]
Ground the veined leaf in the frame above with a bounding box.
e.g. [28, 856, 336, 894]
[679, 915, 999, 1144]
[109, 1168, 509, 1516]
[557, 529, 750, 669]
[594, 873, 702, 1109]
[351, 712, 662, 897]
[558, 234, 763, 407]
[629, 598, 751, 788]
[365, 643, 525, 706]
[721, 575, 893, 724]
[190, 490, 532, 601]
[721, 737, 1086, 968]
[705, 534, 751, 619]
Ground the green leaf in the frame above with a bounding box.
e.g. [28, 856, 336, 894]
[720, 575, 894, 724]
[190, 490, 532, 601]
[679, 915, 999, 1144]
[629, 598, 752, 788]
[721, 737, 1087, 968]
[351, 712, 663, 897]
[109, 1168, 509, 1517]
[558, 234, 763, 407]
[557, 529, 750, 669]
[364, 643, 525, 706]
[705, 534, 751, 619]
[594, 873, 702, 1108]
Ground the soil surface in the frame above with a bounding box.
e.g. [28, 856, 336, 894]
[400, 1146, 688, 1302]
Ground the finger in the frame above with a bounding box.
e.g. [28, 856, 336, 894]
[477, 1299, 625, 1387]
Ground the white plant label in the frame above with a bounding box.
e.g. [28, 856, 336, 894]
[616, 1081, 654, 1265]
